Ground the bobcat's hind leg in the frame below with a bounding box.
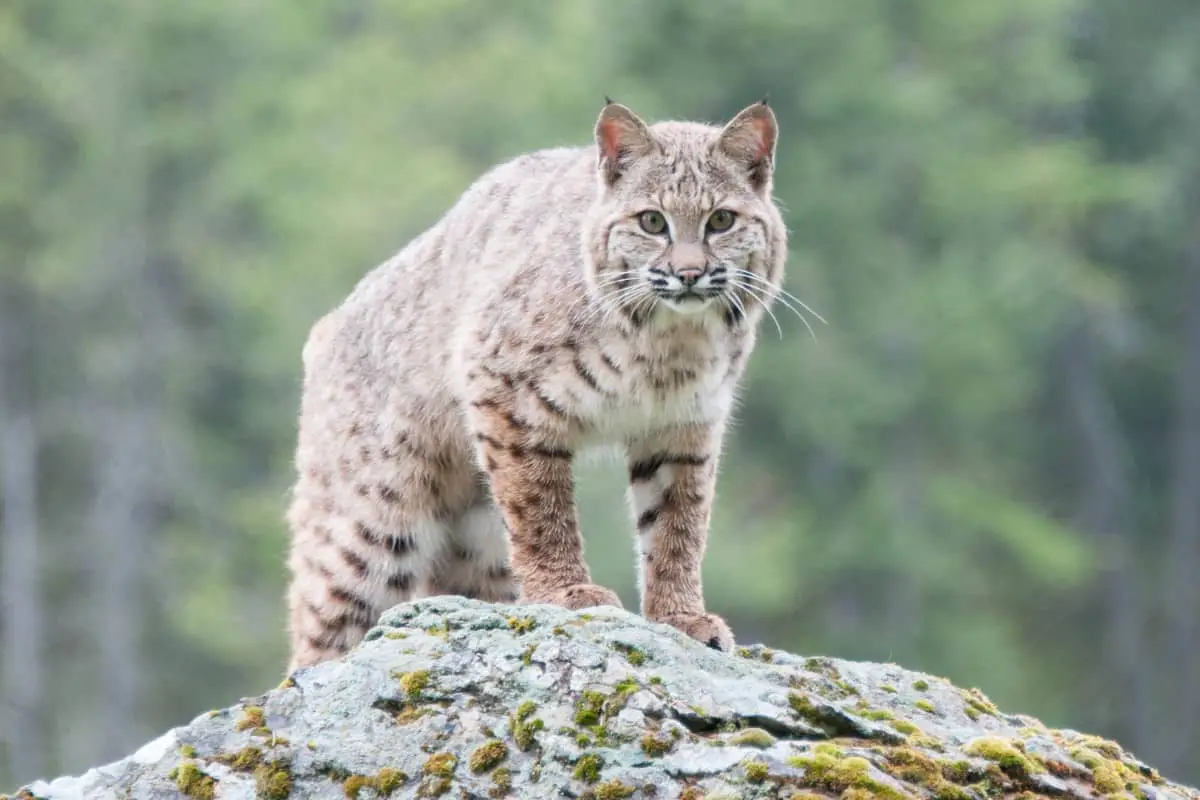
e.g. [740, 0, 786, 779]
[430, 498, 520, 603]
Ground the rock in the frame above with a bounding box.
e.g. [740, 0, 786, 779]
[8, 597, 1199, 800]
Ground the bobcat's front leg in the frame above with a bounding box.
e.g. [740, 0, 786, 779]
[467, 388, 621, 611]
[626, 422, 732, 651]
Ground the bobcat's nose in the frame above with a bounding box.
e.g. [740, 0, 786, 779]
[669, 241, 708, 289]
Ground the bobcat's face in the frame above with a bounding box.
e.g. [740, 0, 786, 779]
[583, 101, 786, 326]
[604, 199, 770, 318]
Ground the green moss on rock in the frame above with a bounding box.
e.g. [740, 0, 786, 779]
[813, 743, 844, 758]
[591, 779, 636, 799]
[510, 700, 545, 751]
[940, 760, 974, 784]
[640, 732, 675, 757]
[521, 643, 537, 665]
[488, 766, 513, 798]
[397, 669, 430, 699]
[1066, 743, 1152, 796]
[743, 759, 770, 783]
[727, 727, 776, 748]
[574, 753, 604, 783]
[959, 688, 1000, 723]
[235, 706, 266, 733]
[964, 737, 1039, 779]
[469, 740, 509, 773]
[575, 690, 606, 726]
[253, 759, 293, 799]
[342, 775, 370, 798]
[880, 746, 974, 800]
[613, 642, 647, 666]
[787, 692, 814, 717]
[375, 768, 406, 795]
[215, 745, 263, 771]
[173, 762, 216, 799]
[343, 768, 407, 798]
[859, 708, 894, 721]
[1093, 763, 1124, 794]
[786, 753, 905, 800]
[422, 752, 457, 779]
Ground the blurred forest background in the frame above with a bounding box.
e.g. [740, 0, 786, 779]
[2, 0, 1200, 789]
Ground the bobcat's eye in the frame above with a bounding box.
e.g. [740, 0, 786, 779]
[638, 210, 668, 235]
[707, 209, 736, 233]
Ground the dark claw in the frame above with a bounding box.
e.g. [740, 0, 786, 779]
[707, 637, 723, 650]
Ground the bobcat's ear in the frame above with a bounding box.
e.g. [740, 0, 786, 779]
[595, 100, 655, 187]
[716, 101, 777, 193]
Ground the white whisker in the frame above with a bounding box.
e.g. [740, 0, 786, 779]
[727, 267, 828, 326]
[727, 288, 780, 339]
[621, 291, 655, 327]
[730, 278, 814, 342]
[729, 280, 787, 340]
[583, 282, 654, 328]
[594, 271, 637, 289]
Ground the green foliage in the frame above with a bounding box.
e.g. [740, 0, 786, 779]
[3, 0, 1200, 789]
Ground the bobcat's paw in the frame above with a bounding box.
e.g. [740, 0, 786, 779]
[656, 612, 735, 652]
[533, 583, 624, 611]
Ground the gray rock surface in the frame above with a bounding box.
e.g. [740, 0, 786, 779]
[9, 597, 1199, 799]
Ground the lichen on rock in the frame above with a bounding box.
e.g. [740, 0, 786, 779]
[10, 596, 1200, 800]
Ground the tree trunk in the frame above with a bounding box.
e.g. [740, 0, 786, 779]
[0, 290, 45, 783]
[85, 409, 153, 764]
[885, 415, 923, 651]
[1164, 220, 1200, 770]
[1061, 319, 1148, 750]
[81, 9, 160, 762]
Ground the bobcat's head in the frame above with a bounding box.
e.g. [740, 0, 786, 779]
[582, 100, 787, 328]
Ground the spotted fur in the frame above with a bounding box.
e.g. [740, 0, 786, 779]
[284, 101, 787, 669]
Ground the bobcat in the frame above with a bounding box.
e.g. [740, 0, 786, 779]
[284, 99, 787, 670]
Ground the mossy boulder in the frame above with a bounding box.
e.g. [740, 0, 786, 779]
[10, 597, 1199, 799]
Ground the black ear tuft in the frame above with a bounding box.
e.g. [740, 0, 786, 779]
[760, 94, 770, 107]
[604, 95, 615, 106]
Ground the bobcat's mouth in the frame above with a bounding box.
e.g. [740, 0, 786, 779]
[658, 291, 718, 314]
[651, 269, 727, 314]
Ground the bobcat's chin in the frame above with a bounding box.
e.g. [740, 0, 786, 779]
[659, 294, 717, 315]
